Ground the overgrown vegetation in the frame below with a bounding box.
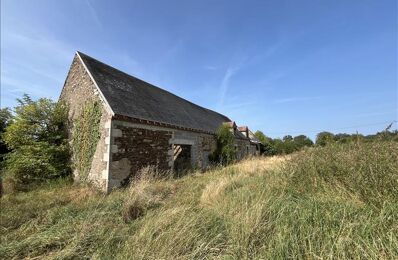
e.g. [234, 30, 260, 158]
[209, 124, 236, 165]
[1, 95, 70, 191]
[255, 126, 398, 155]
[315, 128, 398, 146]
[1, 141, 397, 259]
[71, 101, 102, 181]
[285, 141, 398, 208]
[0, 108, 12, 162]
[255, 130, 314, 155]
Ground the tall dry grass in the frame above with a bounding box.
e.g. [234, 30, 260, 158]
[1, 141, 397, 259]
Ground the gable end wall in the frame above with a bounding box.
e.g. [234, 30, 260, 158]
[59, 55, 112, 191]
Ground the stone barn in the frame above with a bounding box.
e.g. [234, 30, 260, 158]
[60, 51, 260, 192]
[238, 126, 262, 156]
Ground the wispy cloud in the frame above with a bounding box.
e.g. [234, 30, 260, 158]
[4, 32, 72, 62]
[218, 66, 238, 106]
[1, 30, 74, 107]
[273, 96, 321, 104]
[217, 54, 249, 107]
[84, 0, 102, 28]
[1, 32, 73, 82]
[1, 75, 53, 97]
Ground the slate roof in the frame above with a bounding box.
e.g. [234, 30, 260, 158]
[77, 51, 231, 134]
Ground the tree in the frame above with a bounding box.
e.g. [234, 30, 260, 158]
[293, 135, 314, 148]
[254, 131, 276, 155]
[334, 133, 351, 144]
[209, 124, 236, 165]
[254, 132, 314, 156]
[273, 138, 285, 154]
[282, 135, 293, 142]
[254, 130, 267, 144]
[0, 108, 13, 196]
[2, 94, 71, 190]
[316, 132, 335, 146]
[0, 108, 13, 159]
[282, 135, 296, 154]
[0, 108, 12, 133]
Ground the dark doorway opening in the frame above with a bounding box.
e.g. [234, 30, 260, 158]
[173, 144, 192, 174]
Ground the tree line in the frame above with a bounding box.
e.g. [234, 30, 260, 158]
[254, 126, 398, 156]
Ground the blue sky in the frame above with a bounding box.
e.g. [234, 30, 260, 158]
[1, 0, 397, 139]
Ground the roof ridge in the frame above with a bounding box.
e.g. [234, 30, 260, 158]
[76, 51, 231, 121]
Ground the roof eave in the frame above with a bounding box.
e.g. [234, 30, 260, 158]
[112, 114, 216, 135]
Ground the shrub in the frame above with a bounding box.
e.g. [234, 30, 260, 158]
[254, 131, 313, 156]
[4, 142, 69, 190]
[1, 94, 71, 191]
[209, 124, 236, 165]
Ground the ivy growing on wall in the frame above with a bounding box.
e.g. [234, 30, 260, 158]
[71, 101, 102, 181]
[209, 124, 236, 165]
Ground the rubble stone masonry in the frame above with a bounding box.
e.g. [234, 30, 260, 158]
[109, 120, 172, 189]
[107, 120, 217, 190]
[60, 55, 111, 191]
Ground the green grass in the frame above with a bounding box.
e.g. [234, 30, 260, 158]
[1, 141, 397, 259]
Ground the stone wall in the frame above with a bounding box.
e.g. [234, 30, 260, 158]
[196, 134, 216, 169]
[109, 120, 172, 189]
[108, 120, 217, 190]
[235, 138, 251, 160]
[59, 54, 111, 191]
[249, 143, 259, 156]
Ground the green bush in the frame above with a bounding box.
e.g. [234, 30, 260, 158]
[255, 131, 314, 156]
[4, 142, 70, 189]
[1, 95, 71, 191]
[209, 124, 236, 165]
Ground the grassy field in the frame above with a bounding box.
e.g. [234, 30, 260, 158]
[1, 141, 397, 259]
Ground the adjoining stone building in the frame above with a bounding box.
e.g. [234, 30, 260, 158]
[60, 51, 261, 192]
[238, 126, 262, 156]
